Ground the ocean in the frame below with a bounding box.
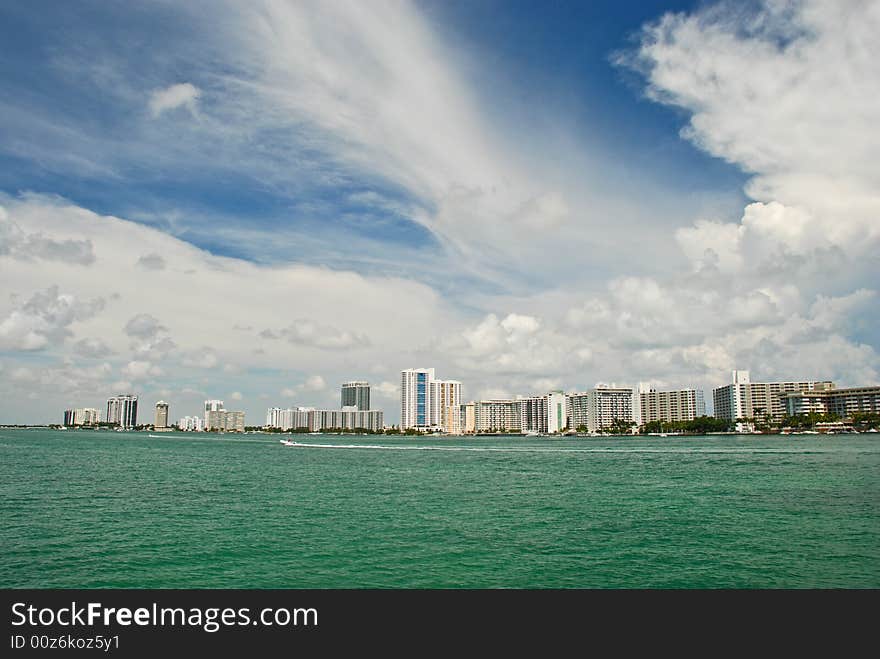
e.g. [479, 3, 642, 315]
[1, 429, 877, 588]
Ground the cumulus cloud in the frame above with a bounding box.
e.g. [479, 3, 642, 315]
[124, 314, 166, 339]
[0, 209, 95, 265]
[280, 319, 370, 350]
[624, 0, 880, 278]
[0, 285, 105, 351]
[148, 82, 201, 118]
[229, 391, 243, 401]
[122, 360, 163, 380]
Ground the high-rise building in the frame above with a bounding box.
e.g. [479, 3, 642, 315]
[519, 392, 568, 433]
[713, 371, 834, 423]
[204, 399, 224, 428]
[434, 380, 462, 433]
[569, 387, 634, 432]
[781, 386, 879, 417]
[460, 402, 476, 434]
[341, 381, 371, 411]
[473, 399, 522, 433]
[63, 408, 100, 426]
[205, 409, 246, 432]
[177, 416, 204, 431]
[638, 387, 706, 425]
[154, 401, 169, 429]
[265, 406, 384, 432]
[106, 394, 138, 429]
[400, 368, 463, 431]
[401, 368, 434, 429]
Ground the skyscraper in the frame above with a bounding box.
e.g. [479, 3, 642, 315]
[204, 399, 224, 429]
[341, 381, 371, 411]
[713, 370, 834, 423]
[401, 368, 434, 429]
[106, 394, 138, 429]
[155, 401, 169, 429]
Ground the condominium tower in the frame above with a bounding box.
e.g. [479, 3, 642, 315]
[106, 394, 138, 429]
[154, 401, 169, 429]
[636, 385, 706, 425]
[400, 368, 461, 432]
[713, 371, 834, 422]
[341, 381, 371, 411]
[569, 387, 634, 432]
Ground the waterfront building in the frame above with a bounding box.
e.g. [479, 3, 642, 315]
[106, 394, 138, 429]
[713, 371, 834, 423]
[400, 368, 463, 431]
[460, 402, 476, 434]
[434, 379, 462, 433]
[265, 406, 384, 432]
[519, 392, 568, 433]
[473, 399, 522, 433]
[205, 409, 245, 432]
[401, 368, 434, 430]
[782, 386, 880, 417]
[62, 407, 100, 426]
[177, 416, 204, 431]
[341, 381, 371, 411]
[637, 387, 706, 425]
[154, 401, 169, 429]
[569, 386, 634, 432]
[204, 399, 224, 428]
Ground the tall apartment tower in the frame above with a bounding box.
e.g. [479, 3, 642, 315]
[204, 399, 225, 428]
[401, 368, 462, 432]
[341, 381, 371, 411]
[401, 368, 435, 429]
[713, 370, 834, 423]
[155, 401, 169, 429]
[106, 394, 138, 429]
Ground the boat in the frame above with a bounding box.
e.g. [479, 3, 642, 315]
[280, 439, 301, 447]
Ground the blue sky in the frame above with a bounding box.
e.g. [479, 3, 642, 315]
[1, 0, 877, 424]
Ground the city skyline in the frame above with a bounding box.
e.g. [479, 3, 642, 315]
[1, 0, 877, 426]
[44, 367, 880, 431]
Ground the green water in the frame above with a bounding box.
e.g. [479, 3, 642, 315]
[1, 429, 878, 588]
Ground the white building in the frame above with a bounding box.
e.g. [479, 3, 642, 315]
[713, 371, 835, 423]
[205, 409, 246, 432]
[265, 406, 384, 432]
[637, 386, 706, 425]
[782, 386, 880, 418]
[519, 392, 568, 433]
[106, 394, 138, 429]
[63, 407, 100, 426]
[204, 399, 225, 428]
[401, 368, 463, 431]
[177, 416, 204, 431]
[473, 399, 522, 433]
[569, 386, 634, 432]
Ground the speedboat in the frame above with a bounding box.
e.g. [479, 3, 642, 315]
[280, 439, 300, 447]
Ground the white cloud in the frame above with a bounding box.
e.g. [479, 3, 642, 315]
[122, 360, 163, 380]
[148, 83, 201, 118]
[136, 253, 166, 271]
[229, 391, 243, 401]
[0, 209, 95, 265]
[124, 313, 166, 339]
[279, 319, 370, 350]
[628, 0, 880, 277]
[302, 375, 325, 392]
[0, 285, 105, 351]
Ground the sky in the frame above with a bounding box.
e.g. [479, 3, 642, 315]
[1, 0, 878, 425]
